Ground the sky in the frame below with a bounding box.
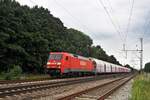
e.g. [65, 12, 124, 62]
[16, 0, 150, 69]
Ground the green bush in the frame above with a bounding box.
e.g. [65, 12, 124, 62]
[10, 65, 22, 78]
[2, 65, 22, 80]
[4, 72, 12, 80]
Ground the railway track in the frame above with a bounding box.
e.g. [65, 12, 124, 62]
[0, 77, 93, 97]
[0, 75, 108, 85]
[0, 74, 125, 98]
[57, 74, 135, 100]
[0, 78, 50, 84]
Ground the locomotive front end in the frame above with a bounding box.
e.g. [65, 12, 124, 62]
[46, 53, 62, 76]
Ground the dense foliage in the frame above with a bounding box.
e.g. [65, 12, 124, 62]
[144, 62, 150, 73]
[0, 0, 122, 74]
[124, 64, 135, 71]
[90, 45, 121, 65]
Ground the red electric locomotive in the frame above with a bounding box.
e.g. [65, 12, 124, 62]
[46, 52, 94, 76]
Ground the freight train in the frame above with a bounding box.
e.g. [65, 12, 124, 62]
[46, 52, 131, 76]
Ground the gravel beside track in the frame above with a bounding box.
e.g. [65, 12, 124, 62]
[0, 74, 131, 100]
[0, 76, 92, 86]
[1, 77, 122, 100]
[0, 74, 123, 89]
[106, 79, 133, 100]
[32, 76, 128, 100]
[0, 76, 99, 97]
[57, 74, 134, 100]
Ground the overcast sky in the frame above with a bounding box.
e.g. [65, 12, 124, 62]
[16, 0, 150, 69]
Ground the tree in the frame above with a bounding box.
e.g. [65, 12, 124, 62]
[66, 28, 93, 56]
[124, 64, 134, 71]
[0, 0, 93, 73]
[108, 55, 121, 65]
[0, 0, 123, 74]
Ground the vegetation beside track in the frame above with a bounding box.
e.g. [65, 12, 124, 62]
[0, 0, 123, 75]
[20, 74, 50, 80]
[0, 74, 50, 80]
[130, 73, 150, 100]
[0, 65, 49, 80]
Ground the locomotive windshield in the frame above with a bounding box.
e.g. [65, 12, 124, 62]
[49, 54, 62, 60]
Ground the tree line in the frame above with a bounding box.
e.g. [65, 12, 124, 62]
[0, 0, 123, 74]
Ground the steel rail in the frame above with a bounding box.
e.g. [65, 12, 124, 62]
[57, 74, 135, 100]
[0, 73, 119, 84]
[98, 75, 135, 100]
[0, 74, 122, 97]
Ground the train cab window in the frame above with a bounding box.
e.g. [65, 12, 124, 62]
[65, 56, 68, 60]
[49, 54, 62, 60]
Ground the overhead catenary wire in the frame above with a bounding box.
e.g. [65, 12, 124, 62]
[29, 0, 93, 35]
[53, 0, 94, 35]
[121, 0, 135, 62]
[51, 0, 87, 32]
[97, 0, 124, 43]
[97, 0, 127, 63]
[29, 0, 38, 5]
[29, 0, 82, 31]
[104, 0, 131, 62]
[142, 10, 150, 38]
[106, 0, 126, 42]
[106, 0, 122, 34]
[139, 10, 150, 67]
[125, 0, 135, 43]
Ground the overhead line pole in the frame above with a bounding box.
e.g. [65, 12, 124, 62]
[123, 38, 143, 73]
[140, 38, 143, 74]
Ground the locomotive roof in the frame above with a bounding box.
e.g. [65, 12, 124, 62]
[50, 52, 91, 61]
[70, 54, 90, 61]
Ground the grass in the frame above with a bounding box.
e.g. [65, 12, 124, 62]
[0, 73, 5, 80]
[20, 74, 50, 80]
[130, 73, 150, 100]
[0, 73, 50, 80]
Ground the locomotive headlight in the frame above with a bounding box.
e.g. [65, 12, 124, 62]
[57, 62, 61, 65]
[47, 62, 50, 65]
